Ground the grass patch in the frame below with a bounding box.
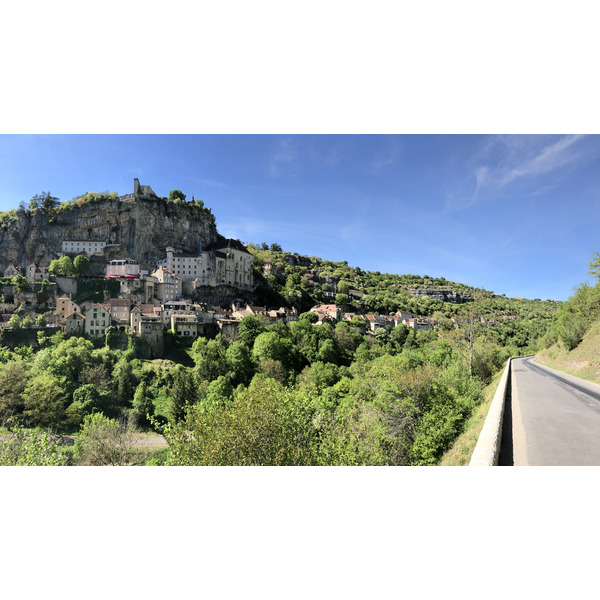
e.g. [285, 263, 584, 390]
[439, 368, 505, 466]
[536, 320, 600, 385]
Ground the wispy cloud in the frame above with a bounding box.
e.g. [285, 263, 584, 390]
[269, 138, 298, 178]
[446, 134, 588, 212]
[497, 134, 585, 185]
[370, 139, 401, 173]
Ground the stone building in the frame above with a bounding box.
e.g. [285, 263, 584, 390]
[61, 240, 107, 255]
[106, 258, 140, 277]
[84, 304, 111, 338]
[158, 239, 254, 291]
[151, 266, 182, 302]
[65, 311, 85, 335]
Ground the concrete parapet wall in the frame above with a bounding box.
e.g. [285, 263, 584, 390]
[469, 358, 514, 466]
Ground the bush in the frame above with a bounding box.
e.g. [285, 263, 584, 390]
[73, 413, 139, 466]
[0, 423, 68, 466]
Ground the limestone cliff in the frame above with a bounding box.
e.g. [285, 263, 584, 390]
[0, 195, 219, 275]
[408, 287, 472, 303]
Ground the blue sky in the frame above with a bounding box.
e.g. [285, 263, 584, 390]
[0, 134, 598, 301]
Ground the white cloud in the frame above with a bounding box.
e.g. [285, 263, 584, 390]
[269, 138, 298, 178]
[370, 140, 401, 173]
[447, 135, 588, 212]
[498, 134, 585, 185]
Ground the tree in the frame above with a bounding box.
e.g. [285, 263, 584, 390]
[299, 311, 318, 324]
[237, 315, 265, 347]
[225, 341, 255, 387]
[169, 189, 186, 203]
[11, 274, 30, 292]
[132, 381, 155, 428]
[270, 243, 282, 252]
[104, 325, 118, 349]
[23, 374, 68, 427]
[78, 363, 112, 392]
[0, 361, 28, 422]
[256, 358, 288, 385]
[21, 315, 32, 328]
[39, 336, 95, 388]
[57, 256, 75, 277]
[71, 384, 116, 418]
[335, 293, 349, 306]
[203, 376, 234, 409]
[164, 376, 320, 465]
[447, 293, 491, 375]
[252, 331, 299, 371]
[36, 314, 47, 327]
[169, 366, 196, 423]
[192, 337, 228, 382]
[337, 280, 351, 294]
[39, 192, 60, 212]
[49, 259, 60, 276]
[73, 254, 90, 277]
[48, 256, 75, 277]
[7, 314, 21, 328]
[113, 357, 136, 406]
[588, 250, 600, 282]
[29, 191, 59, 213]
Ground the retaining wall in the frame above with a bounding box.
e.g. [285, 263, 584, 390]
[469, 357, 514, 466]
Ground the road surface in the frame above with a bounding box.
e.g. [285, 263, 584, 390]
[510, 357, 600, 466]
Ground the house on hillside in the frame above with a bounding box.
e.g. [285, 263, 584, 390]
[3, 264, 21, 278]
[405, 317, 434, 331]
[65, 311, 85, 335]
[61, 240, 106, 256]
[106, 258, 140, 278]
[310, 304, 342, 322]
[170, 314, 200, 338]
[84, 304, 111, 338]
[105, 298, 131, 330]
[26, 263, 49, 282]
[231, 303, 268, 320]
[364, 314, 386, 332]
[56, 295, 81, 320]
[158, 239, 254, 290]
[151, 266, 182, 302]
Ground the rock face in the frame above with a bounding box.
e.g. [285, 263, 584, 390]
[408, 287, 472, 303]
[0, 195, 219, 275]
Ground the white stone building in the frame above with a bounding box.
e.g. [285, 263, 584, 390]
[106, 258, 140, 277]
[62, 240, 106, 255]
[157, 239, 254, 290]
[84, 304, 111, 338]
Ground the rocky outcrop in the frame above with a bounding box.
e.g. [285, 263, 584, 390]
[408, 287, 472, 303]
[0, 195, 218, 274]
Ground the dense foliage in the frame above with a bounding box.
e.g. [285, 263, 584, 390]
[0, 233, 560, 466]
[540, 251, 600, 351]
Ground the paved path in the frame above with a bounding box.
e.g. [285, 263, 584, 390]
[0, 433, 168, 448]
[511, 357, 600, 465]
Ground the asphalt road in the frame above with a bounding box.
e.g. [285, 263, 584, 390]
[511, 357, 600, 466]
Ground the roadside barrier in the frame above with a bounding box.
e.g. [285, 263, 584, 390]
[469, 357, 514, 466]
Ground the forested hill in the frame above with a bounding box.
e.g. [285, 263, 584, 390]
[248, 244, 558, 336]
